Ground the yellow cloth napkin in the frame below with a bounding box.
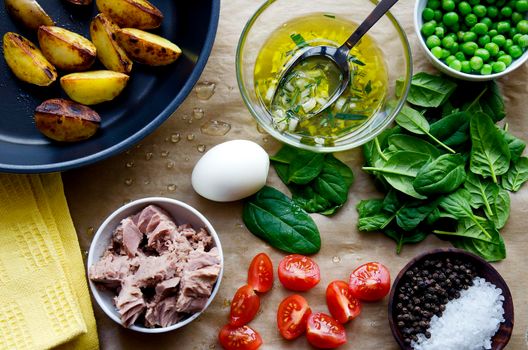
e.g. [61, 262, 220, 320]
[0, 173, 99, 350]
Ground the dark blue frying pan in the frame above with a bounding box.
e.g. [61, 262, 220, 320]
[0, 0, 220, 173]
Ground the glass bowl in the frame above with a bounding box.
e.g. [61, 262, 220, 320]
[236, 0, 412, 152]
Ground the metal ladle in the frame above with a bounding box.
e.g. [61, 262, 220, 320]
[272, 0, 399, 115]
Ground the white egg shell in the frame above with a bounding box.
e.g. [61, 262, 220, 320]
[191, 140, 270, 202]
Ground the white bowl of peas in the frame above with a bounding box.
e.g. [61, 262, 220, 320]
[415, 0, 528, 81]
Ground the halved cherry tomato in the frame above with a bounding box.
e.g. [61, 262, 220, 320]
[229, 285, 260, 326]
[218, 324, 262, 350]
[247, 253, 274, 293]
[326, 280, 362, 324]
[278, 254, 320, 291]
[306, 312, 347, 349]
[277, 294, 312, 340]
[349, 262, 391, 302]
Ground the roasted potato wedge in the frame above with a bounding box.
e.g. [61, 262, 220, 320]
[96, 0, 163, 29]
[35, 98, 100, 142]
[60, 70, 129, 105]
[117, 28, 181, 66]
[90, 14, 133, 74]
[3, 32, 57, 86]
[38, 26, 97, 71]
[64, 0, 92, 4]
[4, 0, 54, 30]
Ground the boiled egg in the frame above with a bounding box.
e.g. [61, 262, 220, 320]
[191, 140, 269, 202]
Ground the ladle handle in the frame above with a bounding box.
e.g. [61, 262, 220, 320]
[339, 0, 399, 54]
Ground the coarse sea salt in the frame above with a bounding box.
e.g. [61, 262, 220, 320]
[412, 277, 505, 350]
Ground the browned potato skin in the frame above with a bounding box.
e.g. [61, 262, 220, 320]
[4, 0, 54, 30]
[96, 0, 163, 29]
[3, 32, 57, 86]
[38, 26, 97, 71]
[117, 28, 181, 66]
[64, 0, 92, 4]
[90, 14, 133, 74]
[35, 98, 100, 142]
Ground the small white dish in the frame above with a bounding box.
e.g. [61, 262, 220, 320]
[414, 0, 528, 81]
[87, 197, 224, 334]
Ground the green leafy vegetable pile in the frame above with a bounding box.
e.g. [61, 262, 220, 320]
[359, 72, 528, 261]
[243, 146, 355, 254]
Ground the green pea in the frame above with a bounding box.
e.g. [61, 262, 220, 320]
[434, 9, 444, 21]
[435, 26, 446, 38]
[475, 47, 491, 60]
[470, 55, 484, 69]
[473, 4, 487, 16]
[441, 36, 454, 48]
[517, 20, 528, 34]
[518, 34, 528, 48]
[508, 44, 524, 57]
[492, 61, 507, 72]
[462, 41, 479, 54]
[464, 31, 478, 41]
[497, 21, 512, 33]
[449, 59, 463, 70]
[443, 12, 460, 26]
[459, 1, 473, 14]
[498, 49, 506, 56]
[472, 22, 488, 35]
[492, 34, 507, 46]
[423, 8, 436, 21]
[489, 29, 498, 36]
[427, 0, 441, 9]
[515, 0, 528, 11]
[513, 33, 522, 43]
[442, 48, 451, 58]
[431, 46, 444, 58]
[422, 21, 437, 36]
[480, 17, 493, 28]
[501, 6, 513, 16]
[478, 34, 492, 46]
[446, 55, 457, 64]
[457, 31, 466, 40]
[455, 51, 466, 60]
[505, 38, 514, 50]
[465, 13, 479, 26]
[498, 54, 513, 65]
[461, 60, 472, 72]
[449, 42, 459, 54]
[480, 63, 493, 74]
[485, 42, 500, 55]
[511, 12, 523, 24]
[443, 0, 456, 10]
[487, 5, 499, 17]
[510, 28, 518, 37]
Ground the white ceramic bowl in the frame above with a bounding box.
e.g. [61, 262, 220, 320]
[87, 197, 224, 334]
[414, 0, 528, 81]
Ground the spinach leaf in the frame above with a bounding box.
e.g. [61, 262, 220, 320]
[413, 154, 466, 195]
[499, 127, 526, 162]
[396, 106, 456, 153]
[382, 190, 404, 213]
[385, 229, 429, 254]
[363, 127, 400, 167]
[243, 186, 321, 254]
[270, 144, 297, 164]
[434, 218, 501, 245]
[357, 199, 383, 217]
[363, 151, 431, 199]
[395, 199, 440, 231]
[451, 232, 506, 262]
[405, 72, 457, 108]
[464, 172, 499, 218]
[288, 152, 325, 184]
[357, 199, 393, 231]
[501, 157, 528, 192]
[430, 111, 470, 148]
[469, 112, 511, 183]
[463, 80, 505, 122]
[387, 134, 441, 157]
[289, 185, 334, 215]
[492, 189, 510, 229]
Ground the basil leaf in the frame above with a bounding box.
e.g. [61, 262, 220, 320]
[405, 72, 457, 108]
[469, 112, 511, 183]
[492, 189, 510, 229]
[464, 172, 499, 218]
[243, 186, 321, 254]
[501, 157, 528, 192]
[363, 151, 431, 199]
[498, 128, 526, 162]
[430, 111, 470, 148]
[387, 134, 441, 158]
[413, 154, 466, 195]
[396, 106, 455, 153]
[385, 229, 429, 254]
[288, 152, 325, 184]
[463, 80, 505, 122]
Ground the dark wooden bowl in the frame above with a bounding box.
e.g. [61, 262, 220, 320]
[388, 248, 514, 350]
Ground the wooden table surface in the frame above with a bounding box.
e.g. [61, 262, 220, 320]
[63, 0, 528, 349]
